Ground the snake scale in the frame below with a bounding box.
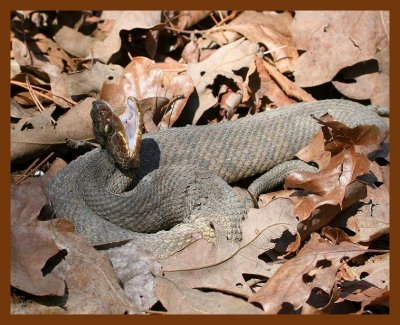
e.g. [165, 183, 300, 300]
[47, 99, 388, 258]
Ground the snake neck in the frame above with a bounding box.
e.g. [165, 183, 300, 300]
[105, 151, 137, 194]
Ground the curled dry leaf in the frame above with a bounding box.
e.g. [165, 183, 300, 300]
[187, 38, 259, 86]
[154, 277, 264, 314]
[262, 59, 315, 102]
[12, 33, 76, 76]
[136, 97, 170, 133]
[100, 56, 194, 128]
[337, 281, 389, 313]
[12, 67, 73, 109]
[284, 114, 389, 252]
[293, 115, 389, 245]
[221, 11, 298, 74]
[249, 233, 369, 314]
[185, 38, 259, 124]
[181, 40, 200, 64]
[244, 54, 295, 111]
[161, 198, 298, 297]
[331, 161, 389, 243]
[200, 11, 296, 74]
[313, 113, 387, 155]
[295, 132, 331, 170]
[349, 253, 389, 289]
[286, 147, 371, 215]
[11, 98, 35, 119]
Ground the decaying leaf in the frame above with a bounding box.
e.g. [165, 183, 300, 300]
[184, 38, 259, 124]
[11, 180, 65, 297]
[12, 33, 76, 76]
[100, 57, 193, 128]
[11, 97, 95, 163]
[347, 253, 389, 289]
[91, 11, 163, 63]
[337, 281, 389, 313]
[245, 54, 295, 110]
[154, 277, 264, 314]
[249, 233, 369, 314]
[292, 11, 389, 106]
[220, 11, 298, 74]
[50, 224, 134, 314]
[331, 161, 389, 243]
[62, 62, 124, 98]
[54, 26, 96, 58]
[11, 163, 135, 314]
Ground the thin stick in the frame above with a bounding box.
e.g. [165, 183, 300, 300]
[14, 157, 40, 183]
[11, 80, 77, 106]
[218, 11, 225, 22]
[380, 11, 389, 40]
[26, 75, 45, 113]
[164, 11, 240, 36]
[15, 152, 55, 185]
[210, 12, 219, 26]
[263, 45, 288, 55]
[26, 76, 57, 125]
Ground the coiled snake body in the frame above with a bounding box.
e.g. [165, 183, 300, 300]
[47, 99, 388, 258]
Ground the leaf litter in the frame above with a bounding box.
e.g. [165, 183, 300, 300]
[10, 10, 389, 314]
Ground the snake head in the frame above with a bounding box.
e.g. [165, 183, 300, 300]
[91, 98, 143, 171]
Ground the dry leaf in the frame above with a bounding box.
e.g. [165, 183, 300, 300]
[221, 11, 298, 73]
[100, 57, 193, 128]
[91, 11, 162, 63]
[161, 198, 298, 297]
[54, 26, 96, 58]
[11, 180, 65, 297]
[184, 38, 259, 124]
[50, 226, 134, 314]
[331, 161, 389, 243]
[11, 161, 134, 314]
[173, 11, 211, 30]
[181, 40, 200, 64]
[12, 32, 75, 75]
[249, 233, 369, 313]
[62, 62, 124, 98]
[245, 54, 295, 110]
[11, 97, 95, 163]
[286, 147, 371, 214]
[262, 60, 315, 102]
[154, 277, 264, 314]
[292, 11, 389, 100]
[338, 281, 389, 312]
[350, 253, 389, 289]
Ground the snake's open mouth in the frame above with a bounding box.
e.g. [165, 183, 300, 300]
[91, 98, 143, 170]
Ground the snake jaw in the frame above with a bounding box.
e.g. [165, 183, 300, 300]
[91, 98, 143, 171]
